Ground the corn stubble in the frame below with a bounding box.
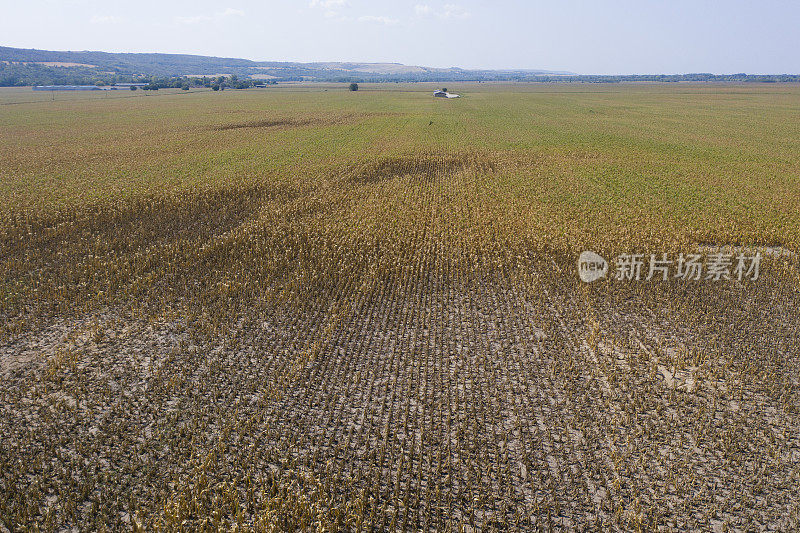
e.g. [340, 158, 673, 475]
[1, 86, 800, 531]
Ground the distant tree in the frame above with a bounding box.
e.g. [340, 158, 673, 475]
[212, 84, 220, 91]
[441, 87, 448, 92]
[130, 86, 137, 91]
[349, 83, 359, 91]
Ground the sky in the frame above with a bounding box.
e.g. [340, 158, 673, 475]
[2, 0, 799, 74]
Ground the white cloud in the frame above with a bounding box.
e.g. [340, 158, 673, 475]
[310, 0, 347, 8]
[176, 8, 245, 25]
[358, 15, 399, 25]
[220, 8, 245, 17]
[309, 0, 349, 21]
[309, 0, 398, 26]
[441, 4, 471, 19]
[414, 5, 431, 16]
[90, 15, 121, 24]
[415, 3, 470, 20]
[308, 0, 350, 22]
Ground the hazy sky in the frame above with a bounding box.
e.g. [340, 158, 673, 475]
[2, 0, 799, 74]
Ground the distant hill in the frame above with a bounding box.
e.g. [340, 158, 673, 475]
[0, 46, 572, 85]
[2, 46, 798, 87]
[0, 47, 571, 85]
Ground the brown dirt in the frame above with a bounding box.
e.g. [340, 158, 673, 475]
[2, 259, 798, 531]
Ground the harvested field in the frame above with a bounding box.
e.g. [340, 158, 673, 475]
[1, 83, 799, 531]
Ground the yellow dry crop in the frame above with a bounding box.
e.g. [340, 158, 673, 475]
[0, 83, 799, 531]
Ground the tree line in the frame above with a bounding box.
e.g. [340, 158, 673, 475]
[3, 60, 800, 88]
[0, 63, 287, 88]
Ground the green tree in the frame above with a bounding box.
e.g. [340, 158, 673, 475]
[349, 83, 359, 92]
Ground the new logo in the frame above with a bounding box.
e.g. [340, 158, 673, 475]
[578, 251, 608, 283]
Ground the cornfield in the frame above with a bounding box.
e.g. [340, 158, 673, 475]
[1, 83, 799, 531]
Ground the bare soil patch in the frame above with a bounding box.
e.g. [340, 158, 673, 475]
[211, 112, 389, 132]
[346, 153, 498, 184]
